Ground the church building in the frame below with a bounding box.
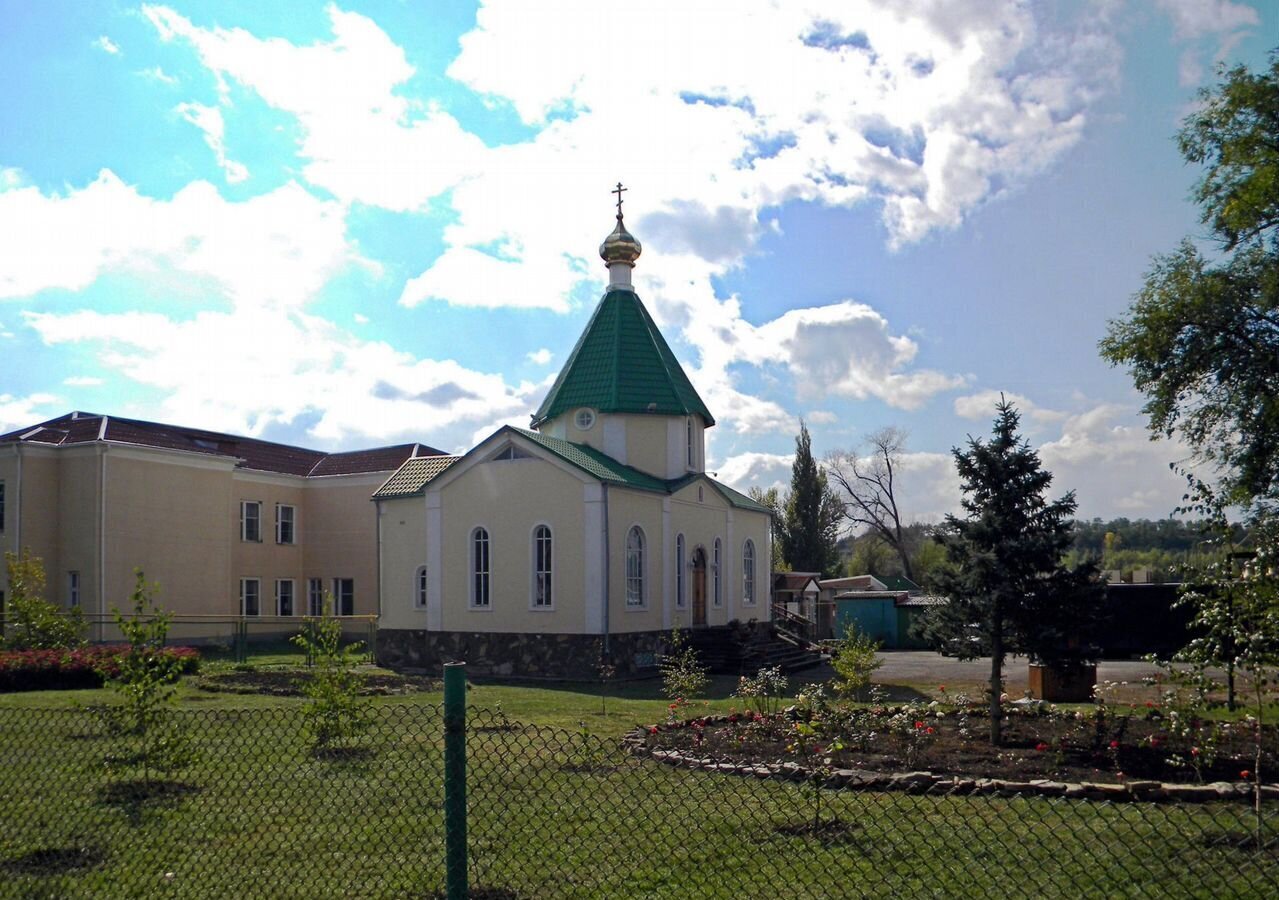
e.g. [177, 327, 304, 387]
[374, 200, 773, 678]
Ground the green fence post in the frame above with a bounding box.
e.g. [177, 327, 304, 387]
[443, 661, 468, 900]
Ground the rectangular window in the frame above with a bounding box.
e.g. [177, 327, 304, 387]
[276, 504, 296, 544]
[240, 501, 262, 542]
[68, 571, 80, 608]
[276, 579, 295, 616]
[308, 578, 324, 616]
[240, 578, 261, 616]
[332, 578, 354, 616]
[0, 480, 5, 532]
[471, 529, 490, 608]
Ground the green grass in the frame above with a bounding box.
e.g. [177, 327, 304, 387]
[1, 703, 1276, 898]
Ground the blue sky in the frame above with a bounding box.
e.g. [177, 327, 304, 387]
[1, 0, 1274, 522]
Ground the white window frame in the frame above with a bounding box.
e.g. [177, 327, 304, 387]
[675, 533, 686, 608]
[307, 577, 324, 616]
[332, 578, 354, 616]
[470, 527, 491, 609]
[414, 565, 428, 610]
[625, 525, 646, 609]
[276, 503, 296, 545]
[742, 539, 756, 605]
[276, 579, 295, 616]
[240, 500, 262, 543]
[240, 578, 261, 617]
[68, 571, 80, 608]
[531, 524, 553, 610]
[713, 538, 722, 608]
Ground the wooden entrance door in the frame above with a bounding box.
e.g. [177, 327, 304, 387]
[692, 547, 708, 626]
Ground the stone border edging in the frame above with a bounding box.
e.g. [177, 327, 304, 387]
[624, 718, 1278, 805]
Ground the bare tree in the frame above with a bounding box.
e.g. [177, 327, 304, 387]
[829, 427, 915, 582]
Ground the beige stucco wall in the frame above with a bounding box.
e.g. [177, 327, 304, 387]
[604, 487, 666, 633]
[300, 473, 386, 616]
[104, 449, 236, 620]
[437, 455, 589, 633]
[377, 495, 426, 631]
[539, 411, 706, 481]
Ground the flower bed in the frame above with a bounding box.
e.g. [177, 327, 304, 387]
[0, 646, 200, 692]
[631, 699, 1279, 799]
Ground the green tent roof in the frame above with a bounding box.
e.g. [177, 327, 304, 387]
[530, 289, 715, 428]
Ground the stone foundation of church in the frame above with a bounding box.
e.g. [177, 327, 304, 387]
[375, 628, 672, 680]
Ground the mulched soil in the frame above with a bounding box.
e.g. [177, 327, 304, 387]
[646, 708, 1278, 786]
[194, 669, 439, 697]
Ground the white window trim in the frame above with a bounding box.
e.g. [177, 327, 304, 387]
[675, 533, 686, 608]
[276, 503, 297, 545]
[530, 523, 554, 611]
[625, 524, 647, 610]
[276, 578, 295, 617]
[469, 526, 492, 610]
[240, 577, 261, 617]
[712, 538, 722, 608]
[307, 577, 324, 616]
[742, 539, 756, 605]
[331, 578, 355, 616]
[240, 500, 262, 543]
[414, 565, 428, 610]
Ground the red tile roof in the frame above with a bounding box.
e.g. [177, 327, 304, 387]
[0, 412, 440, 478]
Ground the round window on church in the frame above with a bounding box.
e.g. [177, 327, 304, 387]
[574, 408, 596, 430]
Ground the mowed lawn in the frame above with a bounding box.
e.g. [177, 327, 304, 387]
[1, 657, 1277, 898]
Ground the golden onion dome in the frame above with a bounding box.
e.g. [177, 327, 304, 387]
[599, 214, 642, 268]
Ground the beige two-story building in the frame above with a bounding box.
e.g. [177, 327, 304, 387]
[0, 412, 438, 638]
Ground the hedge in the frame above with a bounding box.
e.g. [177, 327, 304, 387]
[0, 645, 200, 692]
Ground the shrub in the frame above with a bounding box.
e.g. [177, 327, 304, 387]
[0, 646, 198, 692]
[829, 622, 881, 700]
[3, 549, 86, 651]
[660, 624, 708, 719]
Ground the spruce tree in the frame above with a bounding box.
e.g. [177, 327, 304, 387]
[920, 399, 1101, 745]
[781, 422, 843, 577]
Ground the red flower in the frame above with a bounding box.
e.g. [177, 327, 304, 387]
[914, 721, 924, 729]
[1109, 740, 1120, 750]
[1241, 770, 1252, 780]
[938, 685, 946, 692]
[925, 727, 935, 735]
[1035, 742, 1049, 752]
[1191, 747, 1200, 757]
[649, 726, 658, 735]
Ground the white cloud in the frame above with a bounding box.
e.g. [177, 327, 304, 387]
[953, 390, 1068, 424]
[715, 451, 792, 497]
[0, 393, 59, 433]
[807, 410, 838, 425]
[23, 307, 540, 452]
[753, 301, 966, 410]
[176, 102, 249, 183]
[353, 312, 369, 324]
[63, 376, 104, 387]
[1154, 0, 1258, 40]
[0, 170, 351, 308]
[139, 66, 179, 85]
[144, 3, 486, 211]
[527, 348, 552, 366]
[94, 36, 121, 56]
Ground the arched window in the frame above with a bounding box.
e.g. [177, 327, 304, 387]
[533, 525, 553, 608]
[742, 539, 756, 605]
[471, 527, 490, 608]
[626, 526, 646, 607]
[713, 538, 722, 607]
[675, 533, 686, 608]
[414, 565, 428, 609]
[686, 417, 694, 468]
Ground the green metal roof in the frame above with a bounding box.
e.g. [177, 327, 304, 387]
[510, 428, 669, 492]
[530, 289, 715, 428]
[667, 472, 774, 514]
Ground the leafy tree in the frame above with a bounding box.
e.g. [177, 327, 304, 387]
[1101, 53, 1279, 504]
[780, 422, 843, 576]
[291, 603, 370, 755]
[99, 571, 196, 784]
[749, 486, 788, 572]
[3, 548, 85, 650]
[919, 399, 1102, 745]
[829, 427, 918, 580]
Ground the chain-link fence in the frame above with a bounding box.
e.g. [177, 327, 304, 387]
[1, 697, 1277, 898]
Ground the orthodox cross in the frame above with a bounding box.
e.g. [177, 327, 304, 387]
[612, 181, 627, 217]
